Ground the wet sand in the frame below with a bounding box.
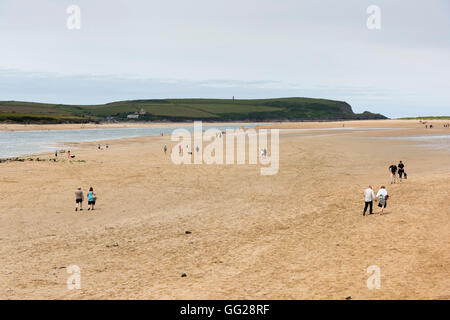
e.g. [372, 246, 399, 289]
[0, 120, 449, 299]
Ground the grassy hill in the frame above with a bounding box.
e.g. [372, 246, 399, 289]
[0, 98, 387, 123]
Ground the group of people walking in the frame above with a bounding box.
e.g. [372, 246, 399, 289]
[363, 185, 389, 215]
[362, 161, 407, 216]
[389, 160, 406, 184]
[75, 187, 97, 212]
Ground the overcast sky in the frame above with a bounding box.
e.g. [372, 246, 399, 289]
[0, 0, 449, 117]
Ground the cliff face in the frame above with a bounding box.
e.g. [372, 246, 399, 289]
[336, 101, 354, 114]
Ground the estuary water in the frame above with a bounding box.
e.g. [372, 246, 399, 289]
[0, 124, 252, 158]
[369, 135, 450, 151]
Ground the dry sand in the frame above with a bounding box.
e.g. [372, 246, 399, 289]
[0, 119, 449, 299]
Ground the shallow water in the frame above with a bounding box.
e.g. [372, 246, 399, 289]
[0, 124, 253, 158]
[368, 135, 450, 151]
[279, 127, 400, 132]
[279, 127, 402, 137]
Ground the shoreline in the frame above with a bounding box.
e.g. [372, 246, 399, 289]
[2, 118, 448, 132]
[1, 120, 448, 161]
[0, 122, 258, 159]
[1, 119, 449, 157]
[0, 121, 264, 132]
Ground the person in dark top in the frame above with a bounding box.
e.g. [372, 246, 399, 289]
[389, 164, 398, 184]
[398, 161, 405, 182]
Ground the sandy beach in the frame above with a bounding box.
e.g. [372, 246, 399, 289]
[0, 119, 449, 299]
[0, 119, 445, 132]
[0, 122, 261, 132]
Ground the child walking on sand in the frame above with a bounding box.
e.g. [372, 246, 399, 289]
[87, 187, 97, 211]
[75, 187, 84, 211]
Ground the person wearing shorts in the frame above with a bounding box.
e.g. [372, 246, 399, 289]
[75, 187, 84, 211]
[87, 187, 96, 211]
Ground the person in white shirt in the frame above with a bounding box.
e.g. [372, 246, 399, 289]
[363, 185, 376, 216]
[376, 186, 389, 214]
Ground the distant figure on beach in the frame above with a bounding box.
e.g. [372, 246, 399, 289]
[389, 164, 398, 184]
[363, 185, 376, 216]
[398, 161, 405, 182]
[68, 150, 71, 158]
[87, 187, 96, 211]
[106, 144, 109, 149]
[98, 144, 101, 150]
[75, 187, 84, 211]
[179, 145, 182, 154]
[55, 150, 58, 158]
[196, 145, 199, 153]
[376, 186, 389, 215]
[164, 144, 167, 154]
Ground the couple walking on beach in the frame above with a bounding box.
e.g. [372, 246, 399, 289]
[363, 185, 389, 216]
[389, 160, 406, 184]
[75, 187, 97, 212]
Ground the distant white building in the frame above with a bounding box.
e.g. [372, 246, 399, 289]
[139, 108, 147, 115]
[127, 114, 139, 119]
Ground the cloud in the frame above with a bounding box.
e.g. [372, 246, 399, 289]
[0, 0, 449, 117]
